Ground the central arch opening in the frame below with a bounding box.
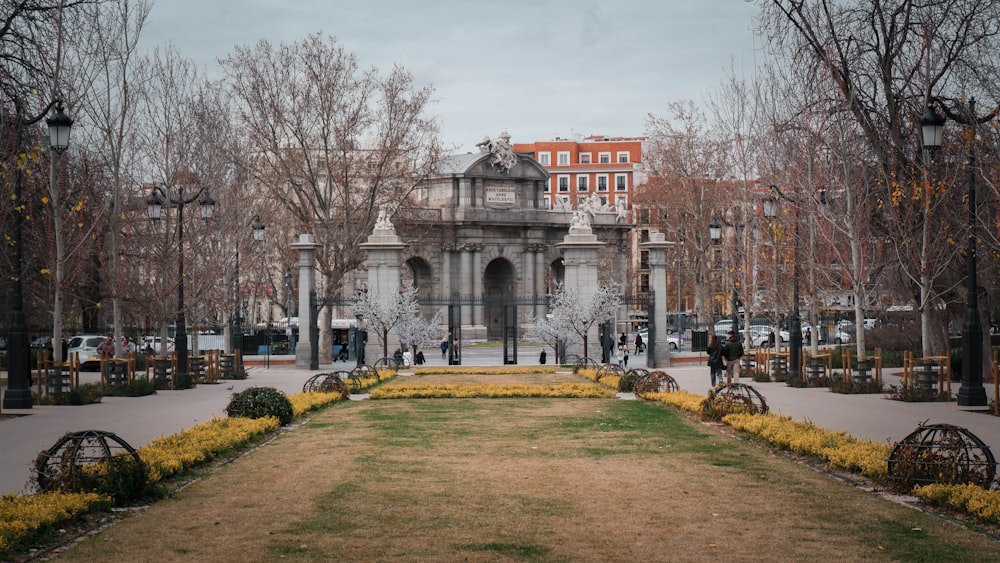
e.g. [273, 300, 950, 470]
[483, 258, 516, 339]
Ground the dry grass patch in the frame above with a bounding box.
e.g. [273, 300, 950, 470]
[387, 371, 583, 385]
[52, 399, 1000, 562]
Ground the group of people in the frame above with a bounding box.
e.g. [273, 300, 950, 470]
[706, 330, 745, 387]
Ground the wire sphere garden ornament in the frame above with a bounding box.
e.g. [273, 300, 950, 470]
[888, 423, 996, 491]
[702, 383, 769, 420]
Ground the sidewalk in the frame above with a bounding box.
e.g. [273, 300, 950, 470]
[2, 352, 998, 496]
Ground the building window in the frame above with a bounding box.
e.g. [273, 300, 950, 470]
[558, 175, 569, 192]
[599, 152, 611, 164]
[557, 151, 570, 166]
[640, 229, 649, 242]
[597, 175, 608, 191]
[538, 152, 550, 166]
[640, 250, 649, 270]
[640, 274, 650, 293]
[617, 151, 630, 163]
[557, 195, 570, 208]
[579, 153, 591, 164]
[544, 179, 551, 193]
[615, 174, 627, 191]
[638, 208, 650, 223]
[577, 176, 588, 191]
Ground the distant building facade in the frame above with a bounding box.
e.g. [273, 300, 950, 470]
[512, 135, 647, 213]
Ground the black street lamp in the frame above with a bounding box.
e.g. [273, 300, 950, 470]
[763, 185, 802, 385]
[147, 181, 215, 389]
[230, 216, 265, 360]
[920, 98, 996, 407]
[708, 219, 741, 335]
[3, 99, 72, 410]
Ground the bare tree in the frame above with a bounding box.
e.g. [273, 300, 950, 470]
[640, 101, 734, 328]
[757, 0, 1000, 365]
[220, 33, 443, 362]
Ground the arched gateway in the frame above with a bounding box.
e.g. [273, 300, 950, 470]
[301, 133, 645, 366]
[393, 135, 632, 348]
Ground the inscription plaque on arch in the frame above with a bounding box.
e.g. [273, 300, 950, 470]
[485, 186, 516, 208]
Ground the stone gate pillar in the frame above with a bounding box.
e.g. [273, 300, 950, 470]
[291, 234, 320, 368]
[641, 232, 675, 368]
[360, 211, 407, 363]
[556, 212, 606, 360]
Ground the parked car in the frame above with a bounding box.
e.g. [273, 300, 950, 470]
[141, 336, 175, 355]
[636, 329, 680, 350]
[747, 325, 776, 348]
[713, 320, 743, 336]
[66, 335, 106, 370]
[832, 324, 854, 345]
[779, 322, 815, 344]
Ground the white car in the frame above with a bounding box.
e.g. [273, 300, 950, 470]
[65, 335, 107, 370]
[636, 329, 680, 350]
[141, 336, 175, 354]
[746, 325, 775, 348]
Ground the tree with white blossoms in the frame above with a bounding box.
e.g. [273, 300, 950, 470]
[526, 314, 571, 363]
[544, 283, 622, 361]
[395, 309, 442, 359]
[354, 285, 426, 361]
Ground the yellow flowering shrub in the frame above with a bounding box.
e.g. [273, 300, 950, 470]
[369, 383, 614, 399]
[288, 391, 345, 417]
[914, 483, 1000, 525]
[139, 416, 279, 483]
[724, 413, 891, 481]
[645, 390, 706, 414]
[0, 492, 110, 555]
[411, 366, 557, 375]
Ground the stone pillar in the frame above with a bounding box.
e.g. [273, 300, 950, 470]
[290, 234, 320, 368]
[471, 245, 483, 329]
[556, 213, 606, 360]
[641, 232, 675, 368]
[460, 247, 472, 326]
[535, 248, 547, 320]
[360, 214, 407, 363]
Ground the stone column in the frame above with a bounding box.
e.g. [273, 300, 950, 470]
[290, 234, 320, 368]
[471, 245, 483, 329]
[641, 232, 675, 368]
[360, 214, 407, 363]
[556, 213, 606, 360]
[460, 247, 472, 326]
[535, 248, 547, 320]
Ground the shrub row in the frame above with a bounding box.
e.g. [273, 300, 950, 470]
[369, 382, 614, 399]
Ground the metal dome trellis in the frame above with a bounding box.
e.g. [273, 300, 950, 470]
[302, 372, 350, 398]
[34, 429, 147, 502]
[632, 370, 679, 397]
[702, 383, 769, 420]
[888, 423, 996, 490]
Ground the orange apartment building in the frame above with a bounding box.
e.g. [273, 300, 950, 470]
[512, 135, 646, 211]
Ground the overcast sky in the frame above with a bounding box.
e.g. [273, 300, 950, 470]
[137, 0, 763, 152]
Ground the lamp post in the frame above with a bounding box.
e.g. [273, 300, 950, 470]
[763, 186, 802, 385]
[230, 216, 265, 359]
[147, 181, 215, 389]
[920, 98, 996, 407]
[3, 99, 72, 410]
[709, 219, 742, 336]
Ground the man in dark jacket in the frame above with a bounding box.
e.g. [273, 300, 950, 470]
[723, 330, 744, 385]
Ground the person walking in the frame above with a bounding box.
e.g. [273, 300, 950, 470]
[440, 340, 448, 359]
[722, 330, 744, 385]
[539, 348, 547, 364]
[706, 334, 724, 387]
[634, 332, 644, 354]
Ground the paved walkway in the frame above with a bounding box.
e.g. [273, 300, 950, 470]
[2, 351, 998, 495]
